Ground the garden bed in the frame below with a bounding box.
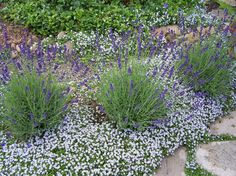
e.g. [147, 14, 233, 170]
[0, 1, 236, 176]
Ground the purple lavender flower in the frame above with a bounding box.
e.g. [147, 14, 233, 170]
[66, 87, 71, 94]
[43, 113, 47, 119]
[128, 67, 132, 75]
[42, 88, 47, 94]
[33, 121, 38, 127]
[149, 45, 156, 58]
[27, 143, 32, 148]
[53, 63, 59, 70]
[185, 114, 193, 121]
[172, 82, 178, 90]
[70, 98, 78, 104]
[161, 66, 169, 77]
[98, 105, 105, 113]
[28, 113, 34, 121]
[110, 83, 114, 92]
[160, 88, 168, 100]
[0, 142, 6, 147]
[46, 90, 52, 103]
[129, 80, 134, 96]
[168, 66, 174, 79]
[16, 62, 22, 70]
[178, 56, 189, 72]
[183, 64, 193, 75]
[109, 28, 116, 51]
[216, 41, 222, 48]
[1, 24, 10, 48]
[25, 86, 30, 92]
[137, 25, 143, 60]
[124, 117, 128, 124]
[133, 123, 140, 129]
[198, 79, 206, 86]
[152, 67, 157, 77]
[6, 131, 11, 138]
[117, 56, 122, 69]
[82, 67, 89, 76]
[163, 3, 168, 9]
[62, 104, 68, 112]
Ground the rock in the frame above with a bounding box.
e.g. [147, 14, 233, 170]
[155, 147, 186, 176]
[10, 43, 16, 49]
[57, 31, 66, 39]
[220, 0, 236, 6]
[30, 43, 38, 52]
[11, 50, 18, 59]
[65, 41, 73, 54]
[15, 44, 21, 53]
[210, 111, 236, 136]
[197, 26, 215, 36]
[185, 32, 199, 43]
[209, 9, 231, 19]
[206, 1, 220, 12]
[196, 141, 236, 176]
[184, 26, 215, 44]
[153, 25, 181, 40]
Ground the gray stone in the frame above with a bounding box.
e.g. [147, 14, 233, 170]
[209, 9, 231, 19]
[155, 147, 186, 176]
[196, 141, 236, 176]
[210, 111, 236, 136]
[15, 44, 21, 53]
[65, 41, 73, 54]
[11, 50, 18, 59]
[57, 31, 66, 39]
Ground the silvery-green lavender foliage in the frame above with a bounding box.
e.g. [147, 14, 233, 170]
[175, 34, 233, 97]
[2, 69, 71, 139]
[0, 24, 86, 139]
[97, 59, 168, 130]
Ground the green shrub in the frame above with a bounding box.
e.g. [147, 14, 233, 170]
[1, 69, 71, 139]
[0, 0, 203, 36]
[176, 35, 232, 97]
[97, 59, 168, 129]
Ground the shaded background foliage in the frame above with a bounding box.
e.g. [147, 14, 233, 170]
[0, 0, 203, 36]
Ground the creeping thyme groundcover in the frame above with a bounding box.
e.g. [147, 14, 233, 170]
[0, 8, 236, 176]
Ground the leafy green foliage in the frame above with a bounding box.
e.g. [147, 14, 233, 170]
[185, 164, 215, 176]
[97, 59, 168, 129]
[176, 35, 232, 97]
[0, 0, 203, 36]
[0, 48, 11, 61]
[1, 69, 71, 139]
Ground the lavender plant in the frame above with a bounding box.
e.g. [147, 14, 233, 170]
[97, 59, 168, 130]
[1, 68, 71, 139]
[176, 35, 233, 97]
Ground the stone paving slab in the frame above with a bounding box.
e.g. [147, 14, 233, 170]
[155, 147, 186, 176]
[196, 141, 236, 176]
[210, 111, 236, 136]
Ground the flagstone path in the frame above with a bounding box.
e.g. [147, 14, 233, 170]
[155, 111, 236, 176]
[155, 148, 186, 176]
[196, 141, 236, 176]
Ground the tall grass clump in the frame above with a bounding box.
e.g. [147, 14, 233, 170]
[1, 68, 71, 139]
[176, 35, 232, 97]
[97, 59, 168, 130]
